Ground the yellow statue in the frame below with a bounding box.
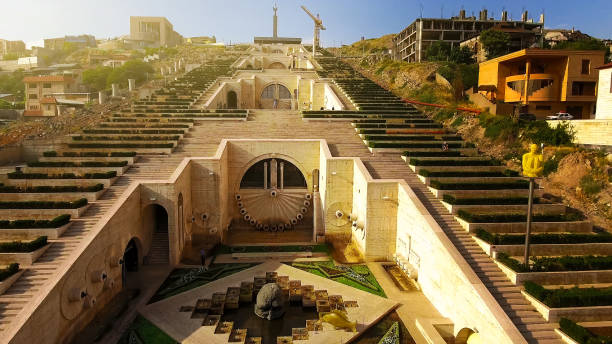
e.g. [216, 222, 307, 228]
[317, 310, 357, 332]
[522, 143, 544, 178]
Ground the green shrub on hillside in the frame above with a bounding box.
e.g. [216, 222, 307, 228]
[522, 121, 574, 146]
[580, 175, 604, 196]
[478, 112, 518, 141]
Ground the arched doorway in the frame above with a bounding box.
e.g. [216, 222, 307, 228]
[268, 61, 286, 69]
[122, 238, 139, 287]
[260, 83, 292, 109]
[143, 204, 169, 265]
[231, 157, 313, 244]
[227, 91, 238, 109]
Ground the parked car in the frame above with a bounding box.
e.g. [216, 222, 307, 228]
[518, 113, 537, 121]
[546, 112, 574, 120]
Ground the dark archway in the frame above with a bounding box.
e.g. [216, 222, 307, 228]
[143, 204, 169, 265]
[240, 158, 307, 189]
[122, 238, 139, 287]
[227, 91, 238, 109]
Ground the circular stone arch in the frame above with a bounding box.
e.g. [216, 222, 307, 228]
[233, 153, 312, 194]
[267, 61, 286, 69]
[455, 328, 482, 344]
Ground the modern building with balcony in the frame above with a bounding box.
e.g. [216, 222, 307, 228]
[477, 48, 606, 118]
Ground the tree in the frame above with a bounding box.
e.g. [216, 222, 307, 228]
[0, 70, 25, 101]
[82, 66, 113, 91]
[553, 38, 610, 62]
[106, 60, 154, 88]
[425, 41, 451, 61]
[449, 46, 476, 64]
[480, 29, 511, 59]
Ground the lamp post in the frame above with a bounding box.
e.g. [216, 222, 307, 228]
[521, 143, 544, 270]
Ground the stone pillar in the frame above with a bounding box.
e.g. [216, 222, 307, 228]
[160, 67, 165, 76]
[128, 79, 136, 91]
[167, 66, 172, 75]
[174, 61, 178, 73]
[313, 192, 324, 242]
[111, 83, 119, 97]
[98, 91, 106, 104]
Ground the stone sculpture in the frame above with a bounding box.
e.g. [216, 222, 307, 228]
[254, 283, 285, 320]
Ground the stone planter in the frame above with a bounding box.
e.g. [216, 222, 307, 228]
[0, 222, 72, 240]
[494, 260, 612, 285]
[455, 217, 592, 234]
[0, 269, 25, 295]
[0, 244, 51, 266]
[0, 204, 90, 219]
[441, 201, 566, 215]
[0, 189, 106, 202]
[7, 177, 118, 188]
[23, 165, 129, 176]
[522, 290, 612, 322]
[38, 156, 137, 164]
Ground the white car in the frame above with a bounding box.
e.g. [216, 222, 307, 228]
[546, 112, 574, 120]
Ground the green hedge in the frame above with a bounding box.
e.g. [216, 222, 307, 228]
[28, 161, 127, 167]
[430, 180, 529, 190]
[0, 215, 70, 229]
[498, 253, 612, 272]
[559, 318, 612, 344]
[83, 129, 183, 134]
[72, 135, 180, 141]
[442, 194, 536, 205]
[363, 135, 462, 141]
[43, 151, 137, 157]
[8, 171, 116, 179]
[0, 184, 104, 193]
[0, 236, 48, 253]
[0, 263, 20, 282]
[68, 143, 174, 149]
[369, 142, 464, 149]
[457, 210, 584, 223]
[0, 198, 87, 209]
[403, 151, 462, 157]
[420, 169, 519, 178]
[409, 158, 500, 166]
[475, 229, 612, 245]
[524, 281, 612, 308]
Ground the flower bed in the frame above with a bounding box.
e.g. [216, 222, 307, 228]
[524, 281, 612, 308]
[457, 210, 583, 223]
[0, 198, 87, 209]
[0, 215, 70, 229]
[0, 236, 47, 253]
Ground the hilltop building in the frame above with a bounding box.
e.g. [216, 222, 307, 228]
[44, 35, 97, 50]
[393, 9, 543, 62]
[0, 39, 26, 56]
[254, 5, 302, 45]
[460, 24, 541, 63]
[129, 16, 183, 48]
[478, 48, 606, 118]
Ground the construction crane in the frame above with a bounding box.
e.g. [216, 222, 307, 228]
[301, 5, 325, 55]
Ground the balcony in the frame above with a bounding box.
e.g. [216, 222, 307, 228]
[504, 74, 559, 103]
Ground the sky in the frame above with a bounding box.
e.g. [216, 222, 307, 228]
[0, 0, 611, 48]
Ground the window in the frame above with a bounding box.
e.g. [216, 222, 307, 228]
[28, 94, 38, 99]
[29, 105, 38, 110]
[572, 81, 596, 96]
[581, 60, 590, 74]
[43, 83, 51, 88]
[28, 83, 37, 89]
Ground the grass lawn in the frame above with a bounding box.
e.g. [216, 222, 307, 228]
[149, 263, 257, 303]
[117, 315, 177, 344]
[291, 260, 386, 298]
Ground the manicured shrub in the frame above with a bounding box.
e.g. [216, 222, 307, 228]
[496, 253, 528, 272]
[457, 210, 584, 223]
[0, 236, 48, 253]
[0, 198, 87, 209]
[0, 215, 70, 229]
[71, 135, 180, 141]
[409, 158, 500, 166]
[559, 318, 612, 344]
[68, 143, 174, 148]
[524, 281, 612, 308]
[403, 151, 462, 158]
[475, 229, 612, 245]
[8, 171, 116, 179]
[0, 184, 104, 193]
[443, 195, 536, 205]
[419, 169, 518, 178]
[43, 151, 57, 157]
[430, 180, 529, 190]
[28, 161, 127, 167]
[0, 263, 20, 282]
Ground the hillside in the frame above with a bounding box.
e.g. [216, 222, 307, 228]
[331, 36, 612, 228]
